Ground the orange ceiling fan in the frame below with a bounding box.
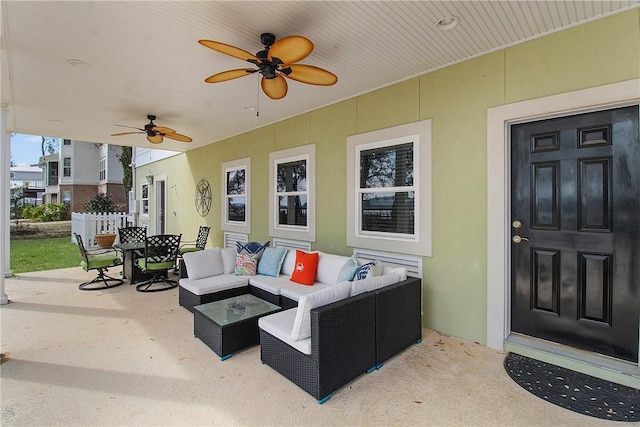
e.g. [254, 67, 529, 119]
[111, 115, 192, 144]
[198, 33, 337, 100]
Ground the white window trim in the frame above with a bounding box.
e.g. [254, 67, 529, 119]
[355, 136, 419, 242]
[221, 157, 251, 235]
[269, 144, 316, 242]
[347, 120, 432, 257]
[140, 182, 150, 217]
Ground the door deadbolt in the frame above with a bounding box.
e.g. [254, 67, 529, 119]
[512, 220, 522, 229]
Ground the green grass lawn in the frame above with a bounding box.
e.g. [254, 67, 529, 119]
[10, 237, 81, 274]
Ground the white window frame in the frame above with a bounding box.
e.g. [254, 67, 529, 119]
[356, 136, 418, 241]
[269, 144, 316, 242]
[347, 120, 432, 257]
[63, 157, 71, 177]
[221, 157, 251, 235]
[99, 156, 106, 182]
[140, 182, 149, 216]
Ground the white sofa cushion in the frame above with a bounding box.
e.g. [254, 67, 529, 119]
[382, 265, 407, 281]
[280, 249, 302, 276]
[290, 280, 352, 341]
[248, 275, 288, 295]
[259, 309, 311, 355]
[280, 282, 331, 302]
[221, 247, 236, 274]
[183, 248, 224, 280]
[315, 252, 352, 285]
[179, 274, 248, 296]
[350, 273, 401, 297]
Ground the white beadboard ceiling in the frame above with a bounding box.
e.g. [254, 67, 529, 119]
[2, 1, 638, 152]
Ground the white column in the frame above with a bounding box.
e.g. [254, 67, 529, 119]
[1, 102, 11, 304]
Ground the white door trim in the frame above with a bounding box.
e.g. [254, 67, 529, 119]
[486, 78, 640, 351]
[154, 174, 167, 235]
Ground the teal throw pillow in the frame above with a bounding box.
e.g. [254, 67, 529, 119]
[257, 247, 288, 277]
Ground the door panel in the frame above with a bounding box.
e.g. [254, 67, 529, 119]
[511, 106, 639, 362]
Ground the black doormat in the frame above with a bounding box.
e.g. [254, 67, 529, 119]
[504, 352, 640, 422]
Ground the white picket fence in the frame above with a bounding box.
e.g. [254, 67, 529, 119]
[71, 212, 134, 247]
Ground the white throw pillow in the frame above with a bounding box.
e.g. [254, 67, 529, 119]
[183, 247, 224, 280]
[290, 280, 351, 341]
[221, 247, 236, 274]
[350, 273, 401, 297]
[315, 252, 352, 285]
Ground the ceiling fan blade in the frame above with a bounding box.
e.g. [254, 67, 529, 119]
[113, 124, 145, 131]
[111, 131, 144, 136]
[284, 64, 338, 86]
[198, 40, 260, 62]
[151, 125, 176, 134]
[205, 68, 257, 83]
[268, 36, 314, 65]
[163, 133, 192, 143]
[147, 134, 164, 144]
[261, 75, 288, 100]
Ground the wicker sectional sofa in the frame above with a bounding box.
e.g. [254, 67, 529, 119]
[178, 246, 422, 403]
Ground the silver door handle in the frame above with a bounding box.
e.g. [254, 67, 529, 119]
[512, 235, 530, 244]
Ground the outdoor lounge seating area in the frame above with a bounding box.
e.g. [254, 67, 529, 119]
[176, 243, 422, 402]
[1, 267, 603, 425]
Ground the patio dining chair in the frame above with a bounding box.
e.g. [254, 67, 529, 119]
[118, 226, 147, 244]
[174, 226, 210, 274]
[135, 234, 182, 293]
[74, 233, 124, 291]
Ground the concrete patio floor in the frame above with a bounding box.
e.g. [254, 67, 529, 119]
[1, 267, 611, 426]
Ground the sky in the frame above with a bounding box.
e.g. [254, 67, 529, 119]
[11, 133, 53, 165]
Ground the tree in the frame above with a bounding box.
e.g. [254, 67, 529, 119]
[118, 145, 133, 195]
[84, 193, 118, 213]
[41, 136, 60, 157]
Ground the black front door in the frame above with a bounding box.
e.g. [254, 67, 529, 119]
[510, 106, 640, 362]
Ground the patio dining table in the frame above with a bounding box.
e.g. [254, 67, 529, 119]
[113, 242, 154, 284]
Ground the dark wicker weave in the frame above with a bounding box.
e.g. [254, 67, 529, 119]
[260, 291, 376, 403]
[249, 285, 281, 306]
[280, 296, 297, 310]
[179, 285, 249, 313]
[375, 277, 422, 367]
[194, 298, 281, 359]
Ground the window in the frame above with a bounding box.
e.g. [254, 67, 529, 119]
[62, 191, 71, 205]
[10, 172, 15, 179]
[63, 157, 71, 177]
[347, 120, 432, 257]
[141, 183, 149, 215]
[222, 158, 251, 234]
[358, 141, 415, 237]
[63, 139, 71, 146]
[269, 144, 315, 242]
[99, 156, 106, 181]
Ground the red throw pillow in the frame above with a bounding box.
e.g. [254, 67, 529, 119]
[290, 250, 319, 286]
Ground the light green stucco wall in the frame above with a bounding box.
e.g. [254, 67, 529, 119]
[138, 10, 640, 345]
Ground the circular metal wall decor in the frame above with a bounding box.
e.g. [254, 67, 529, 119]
[194, 179, 212, 217]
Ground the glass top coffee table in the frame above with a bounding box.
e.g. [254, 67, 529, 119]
[193, 294, 281, 360]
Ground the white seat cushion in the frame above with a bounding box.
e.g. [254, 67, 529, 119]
[291, 280, 352, 341]
[259, 309, 311, 355]
[183, 247, 225, 280]
[248, 275, 289, 295]
[315, 252, 352, 285]
[279, 281, 331, 302]
[179, 274, 248, 296]
[350, 273, 401, 297]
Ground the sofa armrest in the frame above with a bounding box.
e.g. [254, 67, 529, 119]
[375, 276, 422, 365]
[309, 292, 377, 399]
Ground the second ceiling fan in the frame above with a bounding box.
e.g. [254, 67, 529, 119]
[198, 33, 337, 100]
